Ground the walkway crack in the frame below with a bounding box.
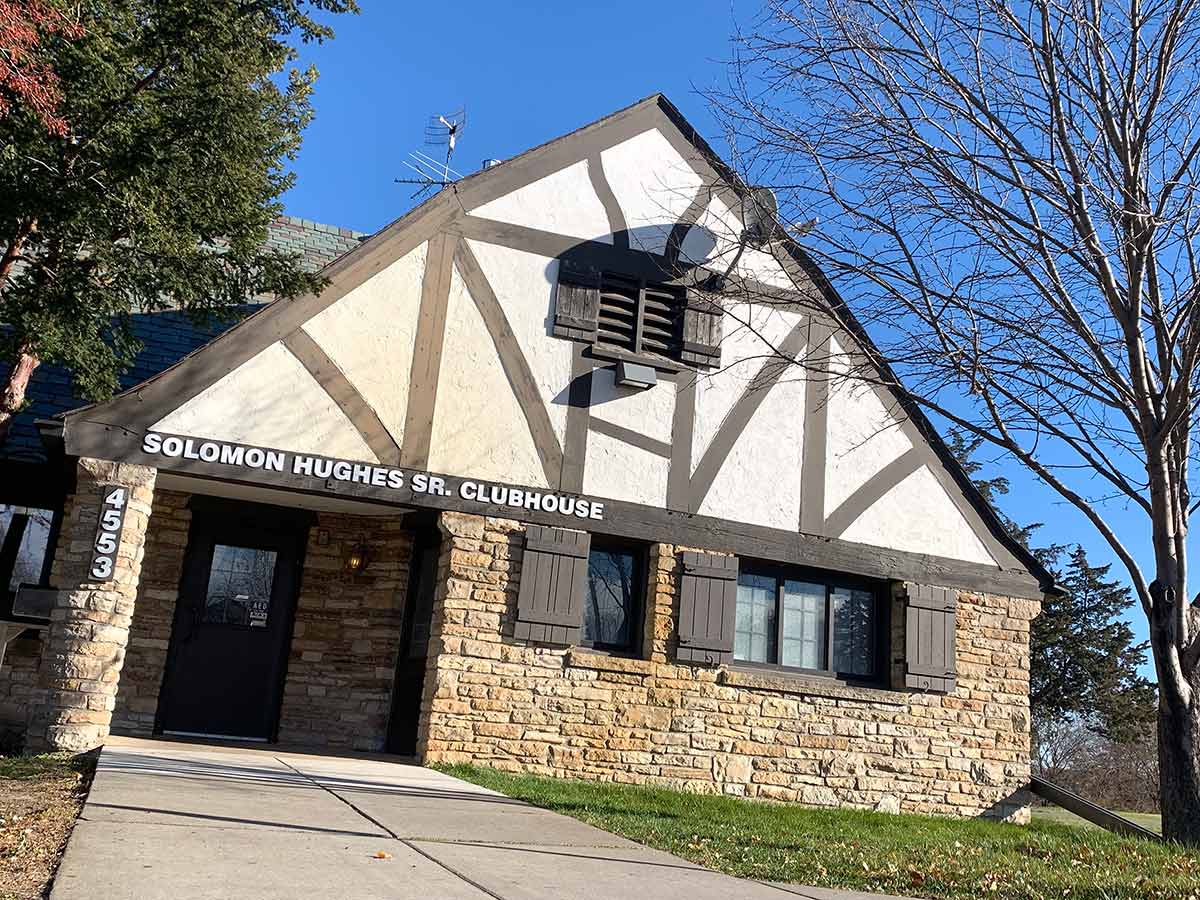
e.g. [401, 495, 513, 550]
[400, 840, 509, 900]
[273, 757, 508, 900]
[274, 757, 398, 840]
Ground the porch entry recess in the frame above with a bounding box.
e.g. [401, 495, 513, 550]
[157, 501, 309, 741]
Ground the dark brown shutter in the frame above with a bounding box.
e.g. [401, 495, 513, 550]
[680, 290, 722, 368]
[676, 551, 738, 665]
[553, 259, 601, 342]
[899, 582, 957, 692]
[513, 525, 591, 645]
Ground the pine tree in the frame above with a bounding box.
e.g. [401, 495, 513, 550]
[0, 0, 358, 444]
[949, 431, 1156, 739]
[1034, 546, 1157, 742]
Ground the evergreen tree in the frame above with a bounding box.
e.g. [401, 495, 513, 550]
[949, 431, 1156, 739]
[945, 431, 1037, 546]
[0, 0, 358, 444]
[1033, 546, 1157, 742]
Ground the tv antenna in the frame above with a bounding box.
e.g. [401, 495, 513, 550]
[395, 108, 467, 199]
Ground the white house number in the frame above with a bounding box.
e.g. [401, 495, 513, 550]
[89, 486, 129, 581]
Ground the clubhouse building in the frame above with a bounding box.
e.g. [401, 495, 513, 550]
[0, 95, 1050, 821]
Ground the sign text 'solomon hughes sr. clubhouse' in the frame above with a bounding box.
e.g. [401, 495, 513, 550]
[140, 432, 607, 521]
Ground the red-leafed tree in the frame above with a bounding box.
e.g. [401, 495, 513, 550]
[0, 0, 81, 136]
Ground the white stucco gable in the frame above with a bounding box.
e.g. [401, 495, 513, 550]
[153, 342, 377, 461]
[61, 93, 1043, 593]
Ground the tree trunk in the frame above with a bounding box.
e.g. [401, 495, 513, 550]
[1158, 685, 1200, 843]
[0, 347, 40, 446]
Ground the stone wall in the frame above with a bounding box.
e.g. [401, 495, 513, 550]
[419, 512, 1040, 822]
[0, 633, 43, 745]
[108, 491, 414, 751]
[110, 489, 191, 735]
[274, 513, 411, 752]
[27, 459, 157, 751]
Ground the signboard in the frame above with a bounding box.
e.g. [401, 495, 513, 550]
[246, 597, 269, 628]
[89, 485, 129, 581]
[139, 432, 608, 523]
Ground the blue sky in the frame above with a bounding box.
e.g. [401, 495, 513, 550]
[282, 1, 738, 233]
[282, 2, 1162, 678]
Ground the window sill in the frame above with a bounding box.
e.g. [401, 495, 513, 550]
[567, 648, 656, 676]
[719, 666, 907, 706]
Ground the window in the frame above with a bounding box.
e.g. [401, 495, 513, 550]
[200, 544, 278, 627]
[0, 504, 55, 596]
[582, 539, 644, 652]
[734, 564, 883, 680]
[596, 274, 685, 362]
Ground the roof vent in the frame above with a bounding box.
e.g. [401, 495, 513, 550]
[482, 158, 503, 169]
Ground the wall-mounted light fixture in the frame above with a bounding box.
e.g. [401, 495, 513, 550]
[615, 360, 657, 390]
[345, 540, 370, 575]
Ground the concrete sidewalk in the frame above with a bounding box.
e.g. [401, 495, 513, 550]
[51, 737, 916, 900]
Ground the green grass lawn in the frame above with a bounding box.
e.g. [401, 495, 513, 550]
[441, 764, 1200, 900]
[1032, 804, 1163, 834]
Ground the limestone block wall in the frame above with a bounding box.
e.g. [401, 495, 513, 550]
[418, 512, 1039, 822]
[108, 490, 414, 751]
[27, 459, 157, 751]
[275, 513, 412, 751]
[111, 489, 192, 735]
[0, 634, 43, 744]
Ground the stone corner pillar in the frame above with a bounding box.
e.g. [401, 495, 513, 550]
[643, 543, 678, 664]
[26, 458, 156, 752]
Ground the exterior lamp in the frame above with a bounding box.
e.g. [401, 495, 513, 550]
[615, 360, 657, 390]
[345, 541, 370, 575]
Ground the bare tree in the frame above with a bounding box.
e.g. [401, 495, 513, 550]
[1033, 715, 1097, 784]
[710, 0, 1200, 842]
[1034, 717, 1161, 813]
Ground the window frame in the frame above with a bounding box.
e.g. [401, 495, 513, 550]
[733, 560, 889, 685]
[593, 273, 687, 369]
[578, 536, 647, 655]
[0, 503, 61, 614]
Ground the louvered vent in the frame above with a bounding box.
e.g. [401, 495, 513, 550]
[598, 276, 639, 352]
[640, 285, 683, 357]
[596, 275, 684, 359]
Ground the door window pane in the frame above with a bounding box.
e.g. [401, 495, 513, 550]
[1, 506, 54, 593]
[833, 587, 876, 677]
[735, 573, 776, 663]
[202, 544, 277, 626]
[781, 580, 826, 670]
[583, 546, 639, 648]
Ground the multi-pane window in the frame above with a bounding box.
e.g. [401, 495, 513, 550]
[582, 540, 644, 652]
[734, 564, 881, 680]
[596, 274, 685, 362]
[0, 505, 55, 596]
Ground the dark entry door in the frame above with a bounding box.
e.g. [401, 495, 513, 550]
[158, 502, 309, 741]
[386, 528, 440, 755]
